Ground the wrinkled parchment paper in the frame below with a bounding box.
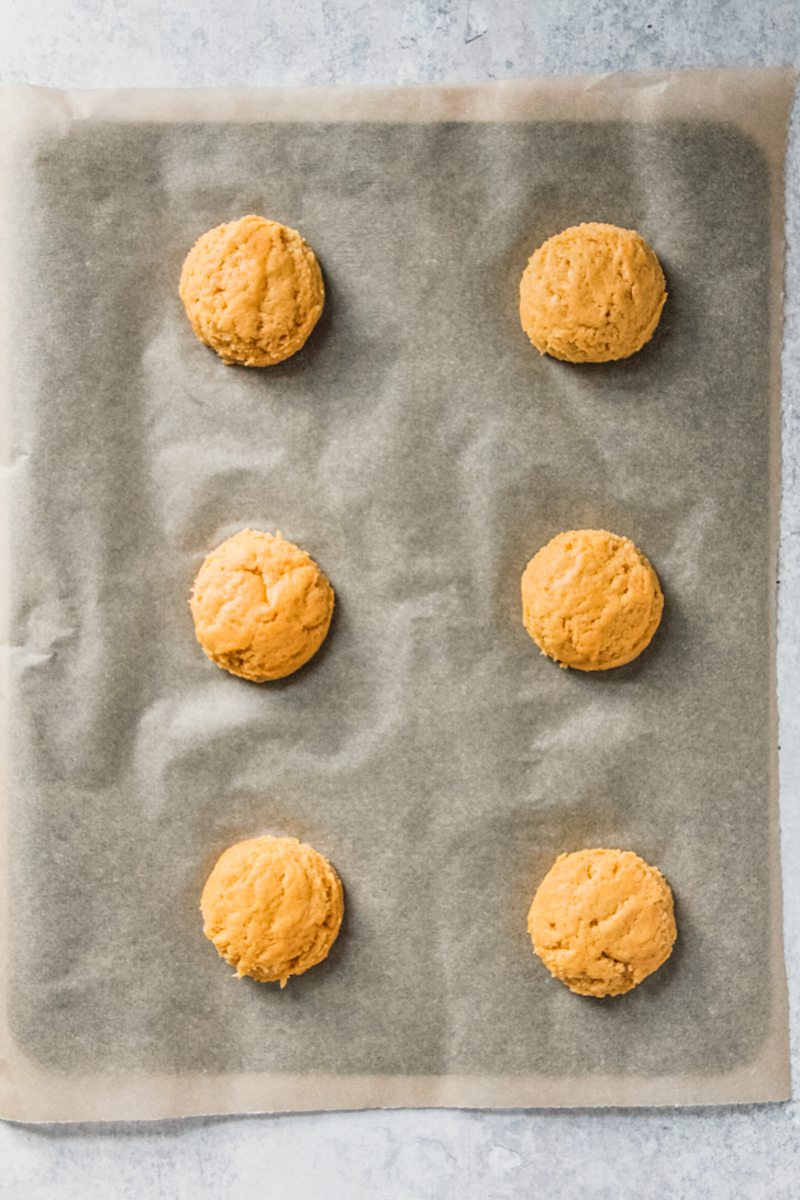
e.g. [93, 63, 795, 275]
[0, 70, 793, 1121]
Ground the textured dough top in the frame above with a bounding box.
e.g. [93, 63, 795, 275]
[519, 222, 667, 363]
[179, 214, 324, 366]
[201, 836, 344, 986]
[528, 848, 676, 998]
[190, 528, 334, 682]
[521, 528, 663, 671]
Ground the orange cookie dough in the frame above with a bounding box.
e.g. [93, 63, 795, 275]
[519, 222, 667, 363]
[190, 528, 334, 682]
[521, 529, 663, 671]
[201, 836, 344, 986]
[179, 214, 324, 366]
[528, 848, 676, 997]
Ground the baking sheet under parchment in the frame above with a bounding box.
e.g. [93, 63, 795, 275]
[0, 70, 793, 1121]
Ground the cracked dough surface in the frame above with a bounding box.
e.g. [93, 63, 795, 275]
[519, 222, 667, 363]
[201, 836, 344, 986]
[179, 214, 324, 366]
[521, 528, 663, 671]
[190, 528, 334, 682]
[528, 848, 676, 998]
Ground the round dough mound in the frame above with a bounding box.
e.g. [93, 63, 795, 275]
[190, 529, 334, 682]
[528, 848, 676, 998]
[179, 214, 324, 366]
[521, 528, 663, 671]
[201, 836, 344, 986]
[519, 222, 667, 363]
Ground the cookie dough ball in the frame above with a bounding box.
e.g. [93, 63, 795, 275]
[521, 529, 663, 671]
[528, 848, 676, 997]
[179, 214, 324, 366]
[201, 836, 344, 986]
[519, 222, 666, 363]
[190, 528, 334, 682]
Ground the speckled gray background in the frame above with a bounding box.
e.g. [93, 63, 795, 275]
[1, 2, 799, 1197]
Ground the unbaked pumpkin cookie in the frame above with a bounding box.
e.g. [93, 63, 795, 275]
[519, 222, 666, 362]
[179, 214, 324, 366]
[190, 528, 334, 682]
[521, 528, 663, 671]
[201, 835, 344, 986]
[528, 848, 676, 997]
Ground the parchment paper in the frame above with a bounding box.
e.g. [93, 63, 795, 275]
[0, 69, 793, 1121]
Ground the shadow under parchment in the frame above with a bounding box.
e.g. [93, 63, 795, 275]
[7, 116, 774, 1080]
